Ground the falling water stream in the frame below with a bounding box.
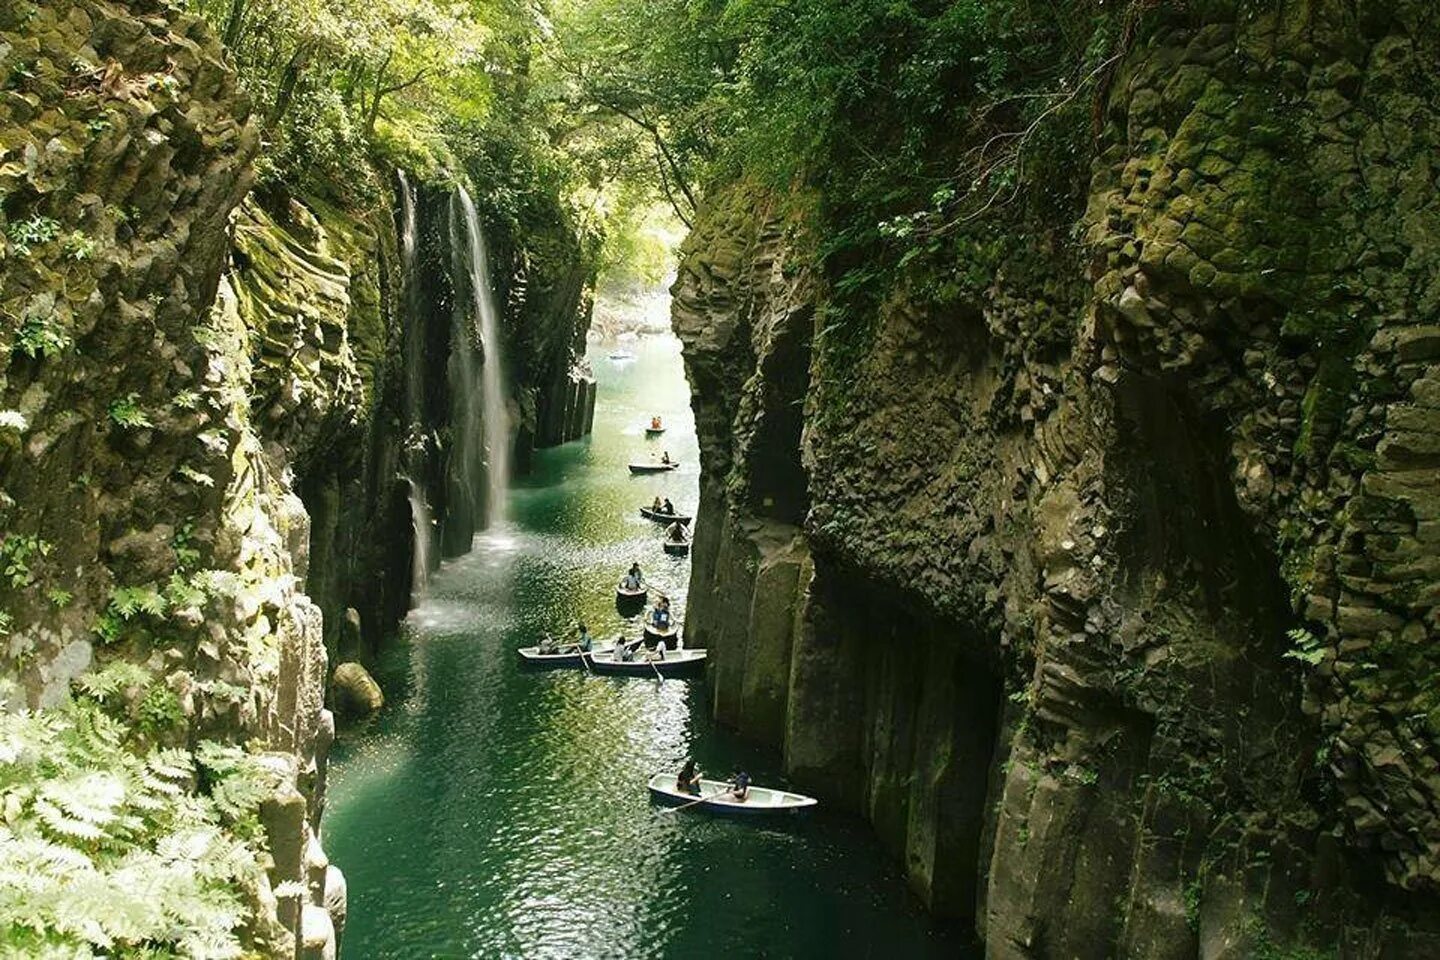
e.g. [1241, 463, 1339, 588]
[455, 186, 511, 527]
[324, 329, 968, 958]
[398, 171, 435, 591]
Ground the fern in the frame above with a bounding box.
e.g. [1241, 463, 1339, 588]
[73, 662, 151, 703]
[109, 585, 166, 620]
[0, 700, 267, 957]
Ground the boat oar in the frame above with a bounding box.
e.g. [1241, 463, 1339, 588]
[662, 787, 730, 815]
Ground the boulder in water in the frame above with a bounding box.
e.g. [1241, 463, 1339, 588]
[331, 662, 384, 717]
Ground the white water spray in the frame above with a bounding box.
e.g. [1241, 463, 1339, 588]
[454, 186, 511, 525]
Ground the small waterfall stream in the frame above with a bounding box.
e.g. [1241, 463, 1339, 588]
[454, 186, 511, 526]
[397, 170, 434, 593]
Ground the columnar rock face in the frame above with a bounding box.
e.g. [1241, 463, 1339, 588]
[676, 4, 1440, 957]
[0, 1, 595, 954]
[0, 1, 337, 953]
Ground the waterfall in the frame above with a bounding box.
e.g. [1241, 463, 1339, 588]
[454, 186, 511, 525]
[398, 170, 434, 592]
[406, 477, 434, 596]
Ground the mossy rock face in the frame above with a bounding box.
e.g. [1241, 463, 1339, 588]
[673, 1, 1440, 954]
[0, 3, 342, 956]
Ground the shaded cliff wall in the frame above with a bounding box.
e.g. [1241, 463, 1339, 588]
[676, 3, 1440, 957]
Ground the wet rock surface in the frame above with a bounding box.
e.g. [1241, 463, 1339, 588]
[675, 4, 1440, 957]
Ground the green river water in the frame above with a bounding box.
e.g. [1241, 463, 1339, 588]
[324, 331, 967, 958]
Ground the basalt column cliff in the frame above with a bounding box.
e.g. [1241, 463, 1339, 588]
[0, 1, 594, 954]
[675, 4, 1440, 957]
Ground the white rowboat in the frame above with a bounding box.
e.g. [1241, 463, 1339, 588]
[585, 648, 706, 677]
[616, 584, 648, 604]
[640, 507, 692, 524]
[647, 773, 818, 814]
[516, 644, 612, 667]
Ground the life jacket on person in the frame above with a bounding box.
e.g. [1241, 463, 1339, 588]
[653, 608, 670, 629]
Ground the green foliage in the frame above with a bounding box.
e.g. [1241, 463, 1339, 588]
[4, 215, 60, 256]
[60, 231, 96, 262]
[171, 524, 202, 571]
[1284, 627, 1326, 667]
[106, 394, 152, 430]
[553, 0, 1126, 353]
[13, 309, 73, 360]
[0, 696, 271, 957]
[109, 585, 167, 621]
[137, 686, 185, 737]
[73, 661, 153, 703]
[1, 534, 52, 589]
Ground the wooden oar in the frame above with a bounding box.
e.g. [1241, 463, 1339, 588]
[662, 786, 731, 815]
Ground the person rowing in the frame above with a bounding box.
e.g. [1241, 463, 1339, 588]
[651, 495, 664, 512]
[621, 563, 644, 591]
[662, 498, 675, 515]
[540, 625, 589, 655]
[729, 768, 751, 803]
[677, 759, 702, 796]
[651, 415, 662, 430]
[661, 450, 672, 465]
[615, 634, 638, 662]
[665, 520, 688, 543]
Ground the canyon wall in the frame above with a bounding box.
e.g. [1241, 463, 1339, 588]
[676, 3, 1440, 957]
[0, 1, 595, 953]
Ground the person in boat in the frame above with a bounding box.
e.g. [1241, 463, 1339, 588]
[677, 759, 702, 796]
[729, 769, 751, 803]
[538, 633, 558, 655]
[666, 520, 688, 543]
[574, 623, 592, 653]
[651, 416, 662, 430]
[651, 495, 664, 513]
[616, 635, 636, 662]
[622, 564, 643, 591]
[662, 498, 676, 515]
[650, 599, 671, 631]
[645, 643, 666, 662]
[661, 451, 672, 465]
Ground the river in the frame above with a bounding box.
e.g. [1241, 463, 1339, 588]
[324, 330, 967, 958]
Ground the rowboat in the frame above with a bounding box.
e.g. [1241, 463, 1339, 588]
[516, 644, 612, 667]
[616, 583, 648, 605]
[584, 648, 707, 677]
[645, 427, 666, 436]
[629, 462, 679, 474]
[663, 540, 691, 556]
[643, 621, 680, 647]
[640, 507, 692, 524]
[646, 773, 818, 814]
